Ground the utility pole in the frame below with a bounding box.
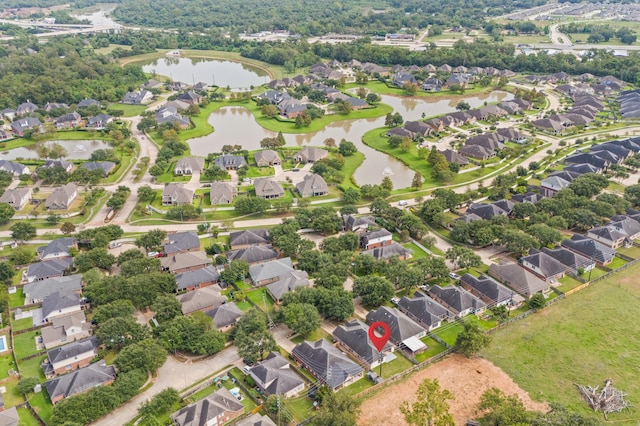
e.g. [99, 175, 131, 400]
[264, 293, 275, 328]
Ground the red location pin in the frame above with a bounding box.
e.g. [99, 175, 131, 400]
[368, 321, 391, 352]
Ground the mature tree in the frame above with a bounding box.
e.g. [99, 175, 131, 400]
[92, 300, 136, 325]
[479, 388, 532, 425]
[387, 261, 424, 292]
[455, 101, 471, 111]
[117, 249, 145, 265]
[531, 403, 601, 426]
[0, 203, 15, 225]
[17, 377, 40, 395]
[264, 395, 293, 424]
[353, 276, 395, 307]
[528, 293, 546, 310]
[527, 223, 562, 247]
[0, 261, 13, 284]
[415, 256, 450, 283]
[500, 229, 540, 256]
[309, 392, 360, 426]
[512, 202, 537, 219]
[138, 388, 180, 421]
[400, 378, 454, 426]
[234, 196, 270, 214]
[75, 248, 116, 272]
[400, 136, 412, 153]
[338, 139, 357, 156]
[96, 316, 149, 350]
[381, 176, 393, 192]
[232, 308, 277, 363]
[135, 229, 167, 252]
[120, 257, 161, 278]
[151, 295, 183, 323]
[10, 222, 36, 242]
[445, 246, 482, 271]
[455, 322, 491, 357]
[411, 172, 423, 190]
[282, 303, 321, 338]
[625, 184, 640, 207]
[137, 185, 156, 202]
[60, 221, 76, 234]
[115, 339, 167, 373]
[342, 187, 361, 205]
[10, 246, 35, 265]
[156, 315, 225, 355]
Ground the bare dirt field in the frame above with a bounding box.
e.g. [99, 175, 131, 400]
[357, 354, 548, 426]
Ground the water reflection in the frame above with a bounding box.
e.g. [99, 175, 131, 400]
[188, 91, 513, 188]
[71, 4, 121, 28]
[1, 140, 111, 161]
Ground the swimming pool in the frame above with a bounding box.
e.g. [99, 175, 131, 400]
[0, 335, 7, 352]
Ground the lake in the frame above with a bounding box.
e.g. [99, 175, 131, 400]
[1, 140, 112, 161]
[71, 3, 121, 28]
[187, 91, 513, 188]
[140, 57, 269, 91]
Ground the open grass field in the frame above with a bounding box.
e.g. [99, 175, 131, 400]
[482, 262, 640, 423]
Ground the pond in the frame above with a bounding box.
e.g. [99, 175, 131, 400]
[71, 3, 121, 28]
[1, 140, 112, 161]
[187, 91, 513, 188]
[140, 57, 270, 91]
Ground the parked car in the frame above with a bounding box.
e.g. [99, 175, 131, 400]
[155, 252, 167, 258]
[108, 242, 122, 249]
[398, 200, 408, 206]
[448, 272, 461, 281]
[148, 251, 159, 257]
[391, 297, 400, 305]
[419, 285, 429, 291]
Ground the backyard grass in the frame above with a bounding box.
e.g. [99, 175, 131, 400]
[13, 331, 39, 359]
[337, 377, 375, 397]
[378, 354, 413, 379]
[17, 407, 41, 426]
[414, 336, 448, 363]
[8, 288, 24, 308]
[29, 391, 53, 423]
[463, 313, 498, 331]
[0, 353, 16, 379]
[608, 256, 628, 270]
[482, 263, 640, 422]
[1, 379, 25, 407]
[286, 397, 314, 422]
[403, 242, 429, 260]
[290, 328, 330, 345]
[556, 275, 585, 293]
[111, 103, 148, 117]
[11, 317, 34, 332]
[245, 288, 275, 313]
[616, 245, 640, 259]
[17, 355, 47, 380]
[432, 322, 465, 346]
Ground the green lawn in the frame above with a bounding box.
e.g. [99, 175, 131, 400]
[17, 407, 41, 426]
[29, 391, 53, 424]
[245, 288, 275, 313]
[0, 353, 16, 379]
[403, 242, 429, 260]
[608, 256, 628, 270]
[463, 313, 498, 331]
[18, 355, 47, 380]
[616, 245, 640, 259]
[340, 151, 365, 189]
[431, 321, 464, 346]
[482, 263, 640, 421]
[112, 103, 148, 117]
[290, 328, 330, 345]
[378, 354, 413, 379]
[556, 275, 584, 293]
[337, 377, 375, 397]
[414, 336, 448, 363]
[13, 331, 39, 359]
[2, 379, 25, 407]
[286, 396, 314, 422]
[8, 288, 24, 308]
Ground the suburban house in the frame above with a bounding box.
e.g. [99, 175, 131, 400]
[392, 71, 417, 87]
[37, 238, 77, 260]
[561, 235, 616, 266]
[585, 226, 629, 249]
[0, 188, 32, 210]
[210, 182, 238, 205]
[460, 274, 525, 309]
[366, 307, 427, 353]
[45, 183, 78, 210]
[0, 407, 18, 425]
[160, 251, 213, 274]
[176, 91, 203, 105]
[205, 302, 243, 331]
[487, 262, 550, 298]
[86, 114, 113, 130]
[423, 77, 443, 91]
[266, 270, 310, 302]
[520, 250, 568, 283]
[459, 144, 494, 161]
[360, 228, 393, 250]
[510, 192, 544, 204]
[39, 159, 72, 171]
[45, 361, 115, 404]
[177, 286, 226, 315]
[23, 274, 82, 305]
[333, 319, 395, 369]
[163, 231, 200, 254]
[397, 292, 453, 331]
[404, 121, 435, 137]
[254, 150, 281, 167]
[123, 89, 153, 104]
[248, 352, 305, 398]
[540, 247, 594, 274]
[362, 242, 413, 261]
[41, 311, 92, 349]
[23, 258, 73, 283]
[16, 101, 38, 116]
[0, 160, 30, 176]
[343, 215, 377, 233]
[155, 106, 190, 129]
[11, 117, 42, 136]
[294, 147, 328, 163]
[162, 183, 194, 206]
[41, 291, 83, 324]
[237, 414, 276, 426]
[81, 161, 116, 176]
[292, 339, 363, 391]
[42, 337, 98, 378]
[439, 149, 469, 166]
[54, 112, 82, 129]
[249, 257, 295, 286]
[540, 175, 571, 198]
[229, 229, 270, 249]
[142, 79, 163, 90]
[171, 387, 244, 426]
[214, 155, 246, 170]
[176, 266, 220, 292]
[254, 178, 284, 199]
[428, 285, 487, 317]
[77, 99, 100, 108]
[296, 173, 329, 197]
[226, 246, 279, 265]
[174, 157, 205, 175]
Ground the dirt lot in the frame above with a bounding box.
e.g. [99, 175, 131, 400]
[358, 354, 548, 425]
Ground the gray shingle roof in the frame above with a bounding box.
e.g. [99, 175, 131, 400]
[427, 285, 486, 314]
[362, 242, 412, 260]
[295, 173, 328, 197]
[292, 339, 363, 389]
[23, 274, 82, 303]
[254, 178, 284, 198]
[561, 235, 616, 264]
[488, 263, 550, 298]
[541, 247, 592, 272]
[295, 147, 328, 162]
[171, 387, 244, 426]
[25, 258, 73, 282]
[397, 292, 453, 329]
[209, 182, 237, 204]
[42, 291, 81, 319]
[249, 352, 304, 396]
[45, 360, 115, 401]
[205, 302, 243, 328]
[522, 250, 569, 278]
[229, 229, 270, 248]
[266, 270, 310, 301]
[37, 238, 76, 259]
[333, 319, 392, 365]
[226, 246, 279, 264]
[214, 155, 246, 169]
[177, 287, 226, 315]
[236, 413, 277, 426]
[160, 251, 212, 273]
[460, 274, 524, 305]
[365, 306, 426, 343]
[163, 231, 200, 254]
[81, 161, 115, 175]
[0, 160, 29, 176]
[175, 266, 220, 291]
[249, 258, 294, 283]
[0, 187, 31, 208]
[45, 183, 77, 210]
[47, 337, 97, 365]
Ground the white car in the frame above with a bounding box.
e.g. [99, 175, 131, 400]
[108, 242, 122, 249]
[448, 272, 461, 281]
[148, 251, 159, 257]
[398, 200, 408, 206]
[391, 297, 400, 305]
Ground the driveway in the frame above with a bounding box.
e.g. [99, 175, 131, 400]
[91, 346, 241, 426]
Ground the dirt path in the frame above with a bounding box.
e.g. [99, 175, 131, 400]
[358, 354, 548, 426]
